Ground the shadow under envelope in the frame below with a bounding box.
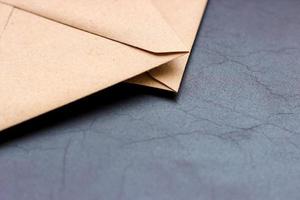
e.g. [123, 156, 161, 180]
[0, 83, 177, 146]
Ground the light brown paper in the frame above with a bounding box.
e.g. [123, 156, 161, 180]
[128, 0, 208, 91]
[0, 0, 207, 131]
[1, 0, 188, 53]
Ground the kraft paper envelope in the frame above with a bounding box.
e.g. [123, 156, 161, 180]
[0, 0, 207, 131]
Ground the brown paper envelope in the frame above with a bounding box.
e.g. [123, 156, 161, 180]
[0, 2, 186, 131]
[1, 0, 208, 92]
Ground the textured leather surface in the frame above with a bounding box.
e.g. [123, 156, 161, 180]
[1, 0, 300, 199]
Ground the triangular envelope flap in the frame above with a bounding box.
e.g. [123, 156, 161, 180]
[0, 0, 188, 53]
[0, 8, 185, 131]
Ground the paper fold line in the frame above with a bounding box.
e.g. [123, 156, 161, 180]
[0, 0, 188, 53]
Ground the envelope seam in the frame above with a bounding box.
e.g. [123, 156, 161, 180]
[150, 1, 186, 48]
[146, 72, 176, 92]
[0, 1, 188, 55]
[0, 6, 14, 40]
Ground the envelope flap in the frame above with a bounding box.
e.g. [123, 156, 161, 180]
[0, 0, 188, 53]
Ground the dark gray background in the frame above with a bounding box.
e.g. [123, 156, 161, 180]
[1, 0, 300, 199]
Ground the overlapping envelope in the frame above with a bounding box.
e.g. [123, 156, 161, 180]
[0, 0, 207, 131]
